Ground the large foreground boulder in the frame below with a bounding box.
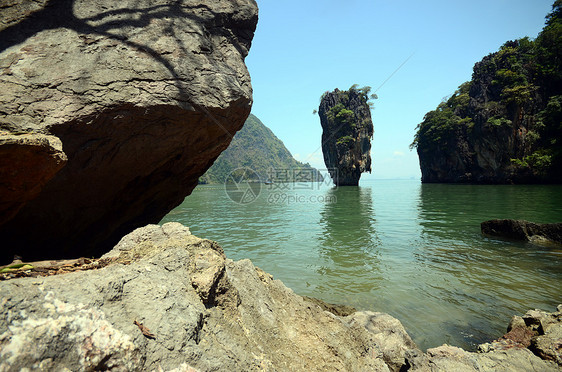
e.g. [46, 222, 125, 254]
[1, 223, 560, 371]
[0, 133, 67, 225]
[0, 0, 258, 262]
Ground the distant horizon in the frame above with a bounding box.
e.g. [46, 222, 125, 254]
[246, 0, 554, 179]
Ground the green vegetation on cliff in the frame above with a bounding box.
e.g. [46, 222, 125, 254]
[321, 84, 377, 146]
[317, 84, 375, 186]
[412, 1, 562, 182]
[199, 114, 322, 184]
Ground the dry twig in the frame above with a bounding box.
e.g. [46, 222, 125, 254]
[133, 320, 156, 339]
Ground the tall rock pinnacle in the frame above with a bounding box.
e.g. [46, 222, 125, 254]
[318, 86, 374, 186]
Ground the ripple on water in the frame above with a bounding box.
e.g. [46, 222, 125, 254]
[161, 180, 562, 351]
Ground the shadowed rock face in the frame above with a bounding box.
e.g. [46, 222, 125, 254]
[318, 88, 373, 186]
[481, 219, 562, 245]
[0, 0, 258, 261]
[0, 133, 67, 225]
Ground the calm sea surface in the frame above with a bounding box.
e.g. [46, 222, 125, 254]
[160, 179, 562, 351]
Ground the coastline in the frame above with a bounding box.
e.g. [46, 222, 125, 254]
[1, 223, 560, 371]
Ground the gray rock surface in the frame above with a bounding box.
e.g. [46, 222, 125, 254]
[0, 0, 258, 262]
[1, 223, 560, 371]
[481, 219, 562, 245]
[0, 223, 390, 371]
[345, 311, 420, 371]
[425, 344, 558, 372]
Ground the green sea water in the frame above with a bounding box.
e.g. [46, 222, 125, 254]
[160, 179, 562, 351]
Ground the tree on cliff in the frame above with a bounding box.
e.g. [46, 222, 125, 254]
[411, 0, 562, 183]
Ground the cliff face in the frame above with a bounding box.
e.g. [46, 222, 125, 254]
[0, 0, 258, 261]
[412, 3, 562, 184]
[318, 86, 374, 186]
[414, 71, 543, 184]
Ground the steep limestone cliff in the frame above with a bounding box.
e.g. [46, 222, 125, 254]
[412, 2, 562, 184]
[0, 0, 258, 262]
[318, 86, 374, 186]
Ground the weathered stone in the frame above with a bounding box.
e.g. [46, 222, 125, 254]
[426, 344, 559, 371]
[1, 223, 561, 371]
[0, 0, 258, 262]
[481, 219, 562, 245]
[0, 132, 67, 225]
[0, 295, 141, 371]
[525, 306, 562, 366]
[477, 305, 562, 369]
[302, 295, 356, 317]
[318, 87, 373, 186]
[0, 223, 392, 371]
[345, 311, 418, 372]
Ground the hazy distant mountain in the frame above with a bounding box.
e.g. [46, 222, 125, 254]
[200, 114, 323, 184]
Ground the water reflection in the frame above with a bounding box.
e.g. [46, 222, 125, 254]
[161, 181, 562, 352]
[316, 186, 382, 295]
[414, 183, 562, 349]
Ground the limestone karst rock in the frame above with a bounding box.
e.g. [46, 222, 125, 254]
[318, 86, 374, 186]
[0, 0, 258, 261]
[412, 5, 562, 184]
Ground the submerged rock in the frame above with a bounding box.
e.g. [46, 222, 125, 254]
[1, 222, 560, 371]
[0, 0, 258, 262]
[318, 86, 374, 186]
[481, 219, 562, 245]
[302, 295, 356, 317]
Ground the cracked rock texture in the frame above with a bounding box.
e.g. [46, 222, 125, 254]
[1, 223, 560, 371]
[0, 223, 392, 371]
[0, 0, 258, 261]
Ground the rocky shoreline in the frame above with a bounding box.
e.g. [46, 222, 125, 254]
[1, 223, 560, 371]
[0, 2, 560, 369]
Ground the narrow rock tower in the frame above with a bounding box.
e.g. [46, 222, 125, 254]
[318, 86, 374, 186]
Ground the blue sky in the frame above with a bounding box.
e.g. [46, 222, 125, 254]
[245, 0, 554, 179]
